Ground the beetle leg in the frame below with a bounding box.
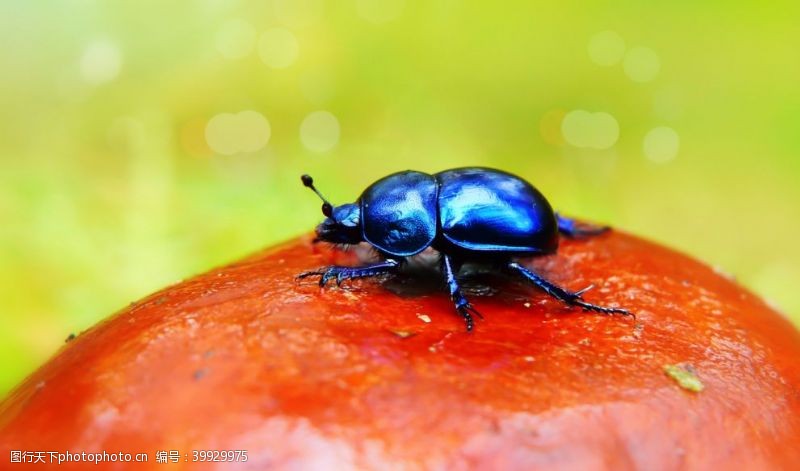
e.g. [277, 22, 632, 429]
[556, 213, 610, 238]
[298, 259, 401, 287]
[507, 262, 635, 319]
[442, 255, 482, 332]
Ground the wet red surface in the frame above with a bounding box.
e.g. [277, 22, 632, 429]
[2, 231, 799, 469]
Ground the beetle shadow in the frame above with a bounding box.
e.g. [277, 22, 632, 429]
[383, 262, 513, 300]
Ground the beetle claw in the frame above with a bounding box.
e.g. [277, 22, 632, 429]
[574, 284, 595, 297]
[297, 269, 324, 281]
[465, 303, 484, 320]
[297, 266, 333, 286]
[572, 299, 636, 321]
[299, 266, 350, 287]
[453, 300, 483, 332]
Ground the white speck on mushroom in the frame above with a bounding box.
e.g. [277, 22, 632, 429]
[341, 291, 359, 302]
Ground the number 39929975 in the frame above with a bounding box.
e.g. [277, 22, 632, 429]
[191, 449, 248, 462]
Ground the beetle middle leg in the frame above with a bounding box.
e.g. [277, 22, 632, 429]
[507, 262, 634, 319]
[442, 255, 483, 332]
[298, 259, 401, 287]
[556, 213, 610, 238]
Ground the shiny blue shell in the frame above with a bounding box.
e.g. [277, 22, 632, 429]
[359, 167, 558, 257]
[360, 171, 438, 256]
[435, 168, 558, 254]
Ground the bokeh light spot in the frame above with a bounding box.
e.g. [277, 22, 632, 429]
[237, 111, 271, 152]
[215, 19, 257, 59]
[300, 111, 340, 152]
[562, 110, 592, 148]
[623, 46, 660, 83]
[356, 0, 405, 24]
[592, 113, 620, 149]
[258, 28, 299, 69]
[643, 126, 679, 163]
[206, 113, 238, 155]
[587, 31, 626, 66]
[561, 110, 619, 149]
[80, 39, 122, 85]
[205, 111, 271, 155]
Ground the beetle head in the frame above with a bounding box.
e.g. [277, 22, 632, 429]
[301, 175, 362, 245]
[316, 203, 361, 244]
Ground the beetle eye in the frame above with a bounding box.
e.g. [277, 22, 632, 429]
[322, 203, 333, 218]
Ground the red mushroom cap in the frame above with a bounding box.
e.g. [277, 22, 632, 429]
[2, 231, 800, 469]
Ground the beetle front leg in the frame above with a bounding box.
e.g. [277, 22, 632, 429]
[442, 255, 482, 332]
[556, 213, 610, 238]
[507, 262, 634, 319]
[298, 259, 401, 287]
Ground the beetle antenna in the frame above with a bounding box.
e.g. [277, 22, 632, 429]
[301, 174, 332, 205]
[301, 174, 334, 217]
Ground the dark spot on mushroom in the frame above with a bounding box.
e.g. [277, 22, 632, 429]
[193, 369, 208, 381]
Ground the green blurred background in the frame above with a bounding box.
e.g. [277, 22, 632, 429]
[2, 1, 799, 394]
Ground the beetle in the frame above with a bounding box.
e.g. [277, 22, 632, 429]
[299, 167, 633, 331]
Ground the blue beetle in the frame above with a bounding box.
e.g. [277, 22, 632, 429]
[299, 167, 632, 331]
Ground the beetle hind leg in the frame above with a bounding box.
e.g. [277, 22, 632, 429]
[298, 259, 400, 287]
[556, 213, 610, 238]
[442, 255, 482, 332]
[507, 262, 634, 319]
